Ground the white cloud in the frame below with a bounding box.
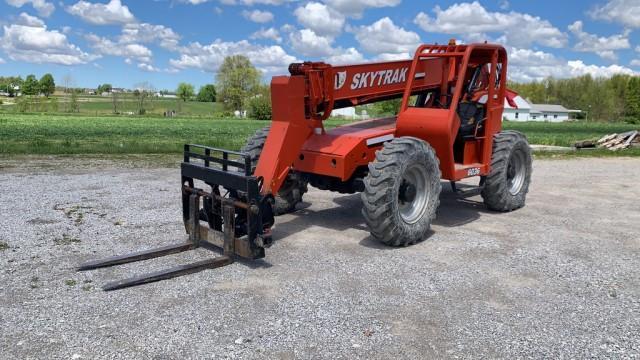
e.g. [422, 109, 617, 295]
[179, 0, 209, 3]
[294, 2, 344, 37]
[5, 0, 55, 17]
[567, 60, 637, 77]
[66, 0, 135, 25]
[169, 39, 298, 75]
[120, 23, 181, 51]
[250, 27, 282, 43]
[631, 59, 640, 67]
[568, 20, 630, 61]
[590, 0, 640, 28]
[0, 57, 5, 64]
[325, 47, 365, 65]
[289, 28, 334, 57]
[242, 9, 274, 23]
[508, 47, 637, 82]
[15, 12, 45, 27]
[352, 17, 420, 58]
[414, 1, 567, 48]
[1, 19, 96, 65]
[82, 21, 181, 69]
[137, 63, 159, 72]
[86, 34, 153, 63]
[324, 0, 401, 18]
[374, 53, 410, 61]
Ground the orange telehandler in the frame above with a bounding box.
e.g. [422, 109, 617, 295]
[80, 42, 532, 290]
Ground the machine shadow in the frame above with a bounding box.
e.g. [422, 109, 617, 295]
[271, 181, 494, 249]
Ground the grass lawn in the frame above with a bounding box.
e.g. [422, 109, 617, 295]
[0, 114, 349, 154]
[0, 113, 638, 156]
[502, 121, 638, 147]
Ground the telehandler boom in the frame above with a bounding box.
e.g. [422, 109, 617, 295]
[80, 42, 532, 290]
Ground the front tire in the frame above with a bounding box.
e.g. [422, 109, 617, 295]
[242, 126, 308, 215]
[361, 137, 442, 246]
[481, 130, 532, 211]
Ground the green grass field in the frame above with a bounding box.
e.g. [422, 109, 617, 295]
[0, 113, 638, 156]
[0, 114, 349, 154]
[502, 121, 638, 147]
[0, 95, 224, 117]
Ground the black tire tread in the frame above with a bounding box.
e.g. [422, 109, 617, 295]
[481, 130, 532, 211]
[361, 137, 442, 246]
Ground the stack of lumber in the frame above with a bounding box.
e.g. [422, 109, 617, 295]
[596, 131, 639, 151]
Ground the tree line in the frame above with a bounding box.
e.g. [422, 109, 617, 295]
[508, 74, 640, 123]
[1, 55, 271, 119]
[0, 74, 55, 97]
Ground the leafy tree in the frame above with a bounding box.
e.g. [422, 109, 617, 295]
[39, 73, 55, 97]
[97, 83, 112, 94]
[371, 98, 402, 116]
[216, 55, 261, 111]
[607, 74, 630, 119]
[625, 77, 640, 119]
[176, 82, 195, 102]
[0, 76, 23, 97]
[196, 84, 217, 102]
[247, 85, 271, 120]
[22, 75, 39, 95]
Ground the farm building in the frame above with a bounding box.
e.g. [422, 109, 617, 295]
[503, 95, 581, 122]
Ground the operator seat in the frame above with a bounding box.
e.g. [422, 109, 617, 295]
[457, 64, 489, 139]
[457, 100, 485, 139]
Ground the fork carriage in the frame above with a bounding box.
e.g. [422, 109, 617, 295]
[78, 144, 274, 291]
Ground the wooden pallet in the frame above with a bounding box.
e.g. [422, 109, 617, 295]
[596, 131, 638, 151]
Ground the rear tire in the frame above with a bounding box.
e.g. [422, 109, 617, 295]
[242, 126, 308, 215]
[361, 137, 442, 246]
[481, 130, 532, 211]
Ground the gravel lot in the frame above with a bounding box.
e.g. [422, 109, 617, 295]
[1, 156, 639, 359]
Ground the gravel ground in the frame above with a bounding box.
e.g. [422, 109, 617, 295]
[1, 156, 639, 359]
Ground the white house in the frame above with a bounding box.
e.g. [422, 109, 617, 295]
[502, 94, 532, 121]
[503, 95, 580, 122]
[529, 104, 581, 122]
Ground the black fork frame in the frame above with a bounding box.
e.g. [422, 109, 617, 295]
[77, 144, 274, 291]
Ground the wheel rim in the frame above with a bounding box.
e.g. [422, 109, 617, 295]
[507, 149, 526, 196]
[398, 164, 429, 224]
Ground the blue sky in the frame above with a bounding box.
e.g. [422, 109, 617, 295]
[1, 0, 639, 90]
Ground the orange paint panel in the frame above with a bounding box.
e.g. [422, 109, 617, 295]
[292, 119, 395, 180]
[396, 107, 458, 179]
